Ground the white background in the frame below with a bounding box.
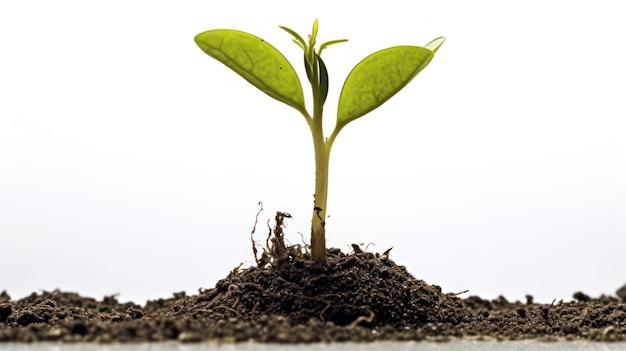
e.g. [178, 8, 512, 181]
[1, 0, 624, 305]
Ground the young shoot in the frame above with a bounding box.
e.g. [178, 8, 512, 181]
[195, 20, 444, 262]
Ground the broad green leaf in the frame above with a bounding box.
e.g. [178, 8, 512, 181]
[336, 45, 435, 129]
[195, 29, 306, 113]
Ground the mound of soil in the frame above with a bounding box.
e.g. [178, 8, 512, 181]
[1, 213, 625, 343]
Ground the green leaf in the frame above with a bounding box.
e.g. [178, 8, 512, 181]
[195, 29, 306, 113]
[317, 54, 329, 105]
[279, 25, 306, 50]
[319, 39, 349, 55]
[336, 45, 435, 129]
[303, 54, 314, 84]
[425, 36, 446, 53]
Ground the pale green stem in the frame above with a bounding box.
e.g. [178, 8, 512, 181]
[308, 79, 329, 262]
[310, 126, 329, 262]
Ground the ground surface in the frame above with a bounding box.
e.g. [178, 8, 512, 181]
[2, 215, 625, 343]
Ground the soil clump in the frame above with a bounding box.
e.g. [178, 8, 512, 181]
[1, 213, 625, 343]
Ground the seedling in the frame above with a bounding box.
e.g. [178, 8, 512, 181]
[195, 20, 444, 262]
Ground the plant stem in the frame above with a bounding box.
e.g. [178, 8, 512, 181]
[309, 81, 329, 262]
[310, 128, 329, 262]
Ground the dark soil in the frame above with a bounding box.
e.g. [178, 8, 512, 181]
[2, 212, 625, 343]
